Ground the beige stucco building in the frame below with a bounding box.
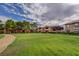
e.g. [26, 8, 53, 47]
[64, 20, 79, 33]
[36, 26, 63, 32]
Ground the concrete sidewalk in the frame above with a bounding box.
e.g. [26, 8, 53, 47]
[0, 34, 15, 53]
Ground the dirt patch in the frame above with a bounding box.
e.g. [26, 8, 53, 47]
[0, 34, 15, 53]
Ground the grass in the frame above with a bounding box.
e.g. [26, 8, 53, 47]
[0, 33, 79, 56]
[0, 34, 4, 39]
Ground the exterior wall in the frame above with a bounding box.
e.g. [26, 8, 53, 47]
[37, 28, 44, 32]
[65, 24, 74, 32]
[74, 23, 79, 33]
[70, 24, 75, 32]
[43, 27, 54, 32]
[43, 27, 51, 32]
[65, 23, 79, 33]
[36, 27, 53, 32]
[37, 27, 63, 32]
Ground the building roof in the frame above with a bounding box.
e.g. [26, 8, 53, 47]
[65, 20, 79, 25]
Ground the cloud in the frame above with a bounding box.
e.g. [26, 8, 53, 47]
[0, 16, 10, 23]
[39, 3, 79, 26]
[60, 14, 79, 25]
[20, 3, 49, 22]
[1, 3, 79, 26]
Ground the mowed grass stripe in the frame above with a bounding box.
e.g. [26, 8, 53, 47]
[0, 33, 79, 56]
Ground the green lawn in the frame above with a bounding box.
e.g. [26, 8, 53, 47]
[0, 33, 79, 56]
[0, 34, 4, 39]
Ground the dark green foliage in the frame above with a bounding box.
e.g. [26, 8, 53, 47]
[5, 19, 16, 29]
[22, 20, 30, 30]
[0, 19, 37, 33]
[15, 21, 23, 30]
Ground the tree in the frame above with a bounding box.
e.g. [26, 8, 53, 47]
[0, 20, 4, 30]
[30, 22, 37, 32]
[0, 20, 4, 33]
[5, 19, 16, 33]
[0, 20, 3, 29]
[22, 20, 31, 33]
[0, 20, 1, 23]
[30, 22, 37, 29]
[15, 21, 23, 30]
[0, 24, 4, 30]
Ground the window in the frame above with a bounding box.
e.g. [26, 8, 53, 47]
[74, 23, 79, 32]
[74, 23, 79, 27]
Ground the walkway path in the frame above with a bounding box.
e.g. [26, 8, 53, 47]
[0, 34, 15, 53]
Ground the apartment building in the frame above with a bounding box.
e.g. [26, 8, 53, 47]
[36, 26, 63, 32]
[64, 20, 79, 33]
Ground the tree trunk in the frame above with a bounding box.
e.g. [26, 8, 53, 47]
[4, 29, 6, 34]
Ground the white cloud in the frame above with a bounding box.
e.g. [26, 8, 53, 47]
[29, 3, 49, 16]
[20, 3, 48, 16]
[2, 3, 79, 26]
[59, 14, 79, 25]
[25, 3, 79, 26]
[20, 3, 49, 23]
[0, 16, 10, 23]
[68, 3, 79, 5]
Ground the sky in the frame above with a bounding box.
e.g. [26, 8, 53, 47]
[0, 3, 79, 26]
